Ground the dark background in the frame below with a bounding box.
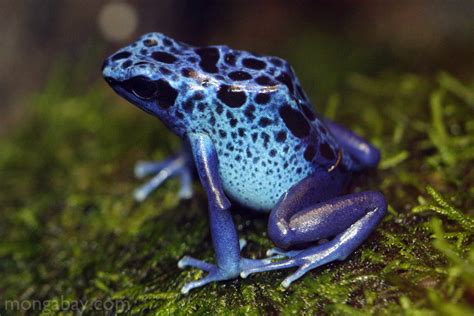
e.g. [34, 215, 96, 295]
[1, 0, 473, 134]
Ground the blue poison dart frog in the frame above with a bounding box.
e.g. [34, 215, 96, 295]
[102, 33, 386, 294]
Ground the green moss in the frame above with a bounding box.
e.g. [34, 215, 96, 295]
[0, 62, 473, 315]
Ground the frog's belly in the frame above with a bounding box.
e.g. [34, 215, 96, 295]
[218, 160, 314, 211]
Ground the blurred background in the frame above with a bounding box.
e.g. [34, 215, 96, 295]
[1, 2, 474, 312]
[0, 0, 473, 134]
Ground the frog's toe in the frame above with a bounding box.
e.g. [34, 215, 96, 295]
[266, 247, 303, 258]
[239, 238, 247, 251]
[241, 258, 313, 288]
[239, 256, 280, 271]
[178, 256, 243, 294]
[133, 154, 193, 202]
[177, 168, 193, 199]
[180, 267, 235, 295]
[134, 159, 173, 179]
[240, 257, 299, 279]
[178, 256, 214, 271]
[243, 260, 313, 289]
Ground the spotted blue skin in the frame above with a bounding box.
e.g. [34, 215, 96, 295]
[102, 33, 386, 294]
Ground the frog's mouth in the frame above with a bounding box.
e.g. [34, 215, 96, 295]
[103, 76, 118, 86]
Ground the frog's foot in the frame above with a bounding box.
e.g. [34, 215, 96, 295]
[241, 239, 350, 288]
[177, 255, 277, 294]
[133, 153, 193, 202]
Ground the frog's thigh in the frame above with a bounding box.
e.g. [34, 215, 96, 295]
[268, 171, 386, 250]
[243, 189, 385, 288]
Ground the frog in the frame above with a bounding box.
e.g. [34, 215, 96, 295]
[102, 32, 387, 294]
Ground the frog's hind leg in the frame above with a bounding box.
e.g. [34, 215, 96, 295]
[133, 151, 193, 202]
[240, 172, 386, 288]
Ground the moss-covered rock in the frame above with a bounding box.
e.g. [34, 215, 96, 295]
[0, 64, 473, 314]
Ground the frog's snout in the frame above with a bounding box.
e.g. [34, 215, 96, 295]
[101, 58, 120, 87]
[101, 59, 109, 74]
[101, 60, 116, 85]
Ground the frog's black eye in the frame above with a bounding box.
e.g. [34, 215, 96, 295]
[125, 76, 157, 99]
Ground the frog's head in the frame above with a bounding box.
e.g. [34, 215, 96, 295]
[103, 32, 313, 139]
[102, 33, 192, 136]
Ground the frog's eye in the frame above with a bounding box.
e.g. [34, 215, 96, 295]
[126, 76, 157, 99]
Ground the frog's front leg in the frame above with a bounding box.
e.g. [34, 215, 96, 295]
[133, 149, 193, 202]
[241, 171, 386, 288]
[177, 133, 272, 294]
